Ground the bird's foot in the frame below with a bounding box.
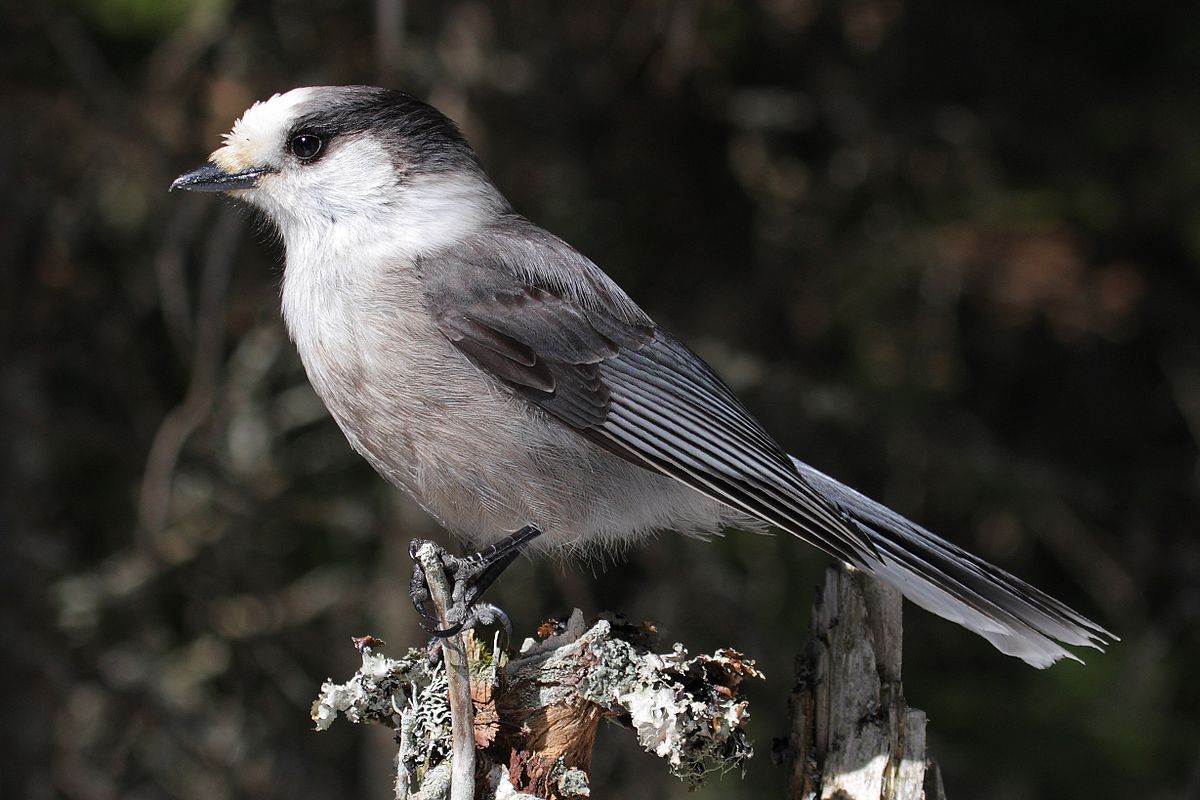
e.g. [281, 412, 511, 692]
[420, 602, 513, 666]
[408, 526, 542, 639]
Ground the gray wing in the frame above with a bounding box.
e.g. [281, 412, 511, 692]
[420, 223, 1115, 667]
[422, 230, 877, 568]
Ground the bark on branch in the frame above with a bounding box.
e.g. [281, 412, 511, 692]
[313, 610, 762, 799]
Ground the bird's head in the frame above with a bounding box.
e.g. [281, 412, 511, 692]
[172, 86, 507, 256]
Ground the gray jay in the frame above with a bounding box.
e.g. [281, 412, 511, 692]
[172, 86, 1113, 667]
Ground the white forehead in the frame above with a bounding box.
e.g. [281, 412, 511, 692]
[211, 87, 317, 172]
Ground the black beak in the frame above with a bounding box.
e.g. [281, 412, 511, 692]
[170, 161, 273, 192]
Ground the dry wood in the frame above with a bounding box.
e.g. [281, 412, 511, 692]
[413, 543, 476, 800]
[782, 565, 945, 800]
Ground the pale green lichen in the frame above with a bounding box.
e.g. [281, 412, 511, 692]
[510, 615, 763, 788]
[310, 645, 453, 794]
[614, 644, 760, 786]
[556, 766, 591, 797]
[311, 646, 430, 731]
[314, 615, 761, 796]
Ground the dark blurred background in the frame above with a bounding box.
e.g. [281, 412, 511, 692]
[4, 1, 1199, 798]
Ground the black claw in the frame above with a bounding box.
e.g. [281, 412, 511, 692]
[406, 527, 543, 640]
[424, 637, 446, 667]
[474, 602, 514, 641]
[420, 616, 469, 638]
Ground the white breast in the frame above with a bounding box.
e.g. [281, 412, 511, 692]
[275, 161, 516, 490]
[277, 155, 504, 386]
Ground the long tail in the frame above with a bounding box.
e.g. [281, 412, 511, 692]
[791, 457, 1116, 668]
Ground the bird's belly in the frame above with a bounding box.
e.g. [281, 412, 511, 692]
[291, 298, 745, 552]
[328, 357, 658, 546]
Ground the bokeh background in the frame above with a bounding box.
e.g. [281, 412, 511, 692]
[5, 1, 1200, 798]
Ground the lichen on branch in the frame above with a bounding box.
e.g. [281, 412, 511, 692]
[312, 610, 763, 799]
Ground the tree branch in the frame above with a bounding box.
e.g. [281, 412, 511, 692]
[414, 542, 477, 800]
[313, 610, 761, 799]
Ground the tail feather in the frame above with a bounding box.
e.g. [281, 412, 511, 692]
[791, 457, 1117, 668]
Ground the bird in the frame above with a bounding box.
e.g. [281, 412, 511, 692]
[171, 85, 1114, 667]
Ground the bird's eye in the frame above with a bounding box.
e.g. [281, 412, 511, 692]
[289, 133, 323, 161]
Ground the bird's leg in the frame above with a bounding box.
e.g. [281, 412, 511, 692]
[409, 525, 543, 638]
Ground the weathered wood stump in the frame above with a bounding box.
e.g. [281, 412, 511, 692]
[781, 565, 946, 800]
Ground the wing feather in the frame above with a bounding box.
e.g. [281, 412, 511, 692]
[418, 222, 1113, 666]
[426, 258, 876, 566]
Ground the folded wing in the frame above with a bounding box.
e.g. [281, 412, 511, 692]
[422, 227, 1114, 666]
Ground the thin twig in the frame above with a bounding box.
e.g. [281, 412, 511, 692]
[414, 542, 475, 800]
[138, 206, 243, 536]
